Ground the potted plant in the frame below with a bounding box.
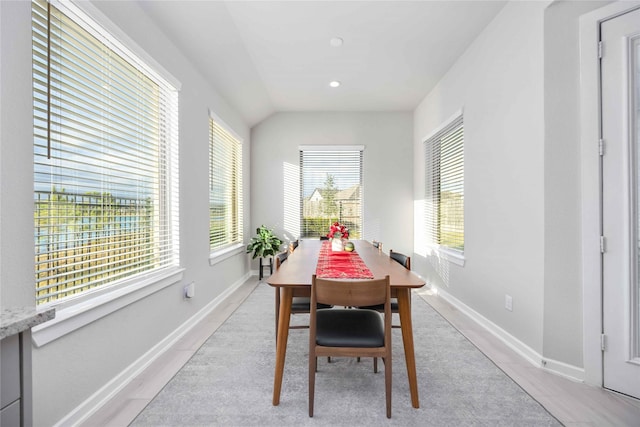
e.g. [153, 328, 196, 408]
[246, 225, 283, 279]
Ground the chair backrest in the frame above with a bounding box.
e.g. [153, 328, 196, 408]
[311, 275, 390, 309]
[275, 251, 288, 269]
[289, 239, 299, 253]
[389, 250, 410, 270]
[319, 236, 330, 241]
[372, 240, 381, 249]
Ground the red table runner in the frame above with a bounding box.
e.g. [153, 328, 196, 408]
[315, 241, 374, 279]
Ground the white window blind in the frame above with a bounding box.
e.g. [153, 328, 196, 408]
[32, 0, 180, 305]
[209, 115, 243, 252]
[300, 147, 363, 239]
[425, 115, 464, 253]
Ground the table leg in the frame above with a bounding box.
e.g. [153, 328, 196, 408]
[397, 288, 420, 408]
[273, 287, 292, 406]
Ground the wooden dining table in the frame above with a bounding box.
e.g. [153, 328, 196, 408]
[266, 239, 426, 408]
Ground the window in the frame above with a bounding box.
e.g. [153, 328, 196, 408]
[300, 146, 363, 239]
[424, 114, 464, 256]
[32, 0, 180, 306]
[209, 114, 243, 254]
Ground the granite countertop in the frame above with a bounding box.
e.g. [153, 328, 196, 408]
[0, 307, 55, 340]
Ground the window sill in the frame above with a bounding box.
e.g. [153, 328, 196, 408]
[32, 266, 185, 347]
[427, 246, 465, 267]
[209, 243, 245, 266]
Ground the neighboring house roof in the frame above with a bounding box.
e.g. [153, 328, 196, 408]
[335, 184, 360, 201]
[307, 188, 324, 201]
[305, 184, 361, 202]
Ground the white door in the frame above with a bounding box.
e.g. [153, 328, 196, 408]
[601, 6, 640, 399]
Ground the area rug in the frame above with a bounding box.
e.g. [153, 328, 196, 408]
[131, 281, 561, 426]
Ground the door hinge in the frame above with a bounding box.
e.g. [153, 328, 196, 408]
[600, 236, 606, 253]
[601, 334, 607, 351]
[598, 41, 603, 59]
[599, 138, 605, 156]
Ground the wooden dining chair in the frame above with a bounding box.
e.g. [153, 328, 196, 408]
[274, 250, 331, 344]
[359, 249, 410, 326]
[289, 239, 299, 253]
[390, 249, 411, 271]
[308, 275, 392, 418]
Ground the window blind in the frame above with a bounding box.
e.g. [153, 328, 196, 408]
[300, 147, 363, 239]
[32, 0, 180, 305]
[209, 116, 243, 252]
[425, 115, 464, 252]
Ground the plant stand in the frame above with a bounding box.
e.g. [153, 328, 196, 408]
[259, 257, 273, 280]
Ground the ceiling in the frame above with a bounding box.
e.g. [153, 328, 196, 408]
[137, 1, 507, 127]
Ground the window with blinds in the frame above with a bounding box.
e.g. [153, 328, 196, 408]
[209, 115, 243, 253]
[300, 147, 363, 239]
[424, 115, 464, 253]
[32, 0, 180, 305]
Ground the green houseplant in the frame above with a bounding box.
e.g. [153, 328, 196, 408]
[246, 225, 283, 259]
[247, 225, 283, 279]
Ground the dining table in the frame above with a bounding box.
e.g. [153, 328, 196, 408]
[266, 239, 426, 408]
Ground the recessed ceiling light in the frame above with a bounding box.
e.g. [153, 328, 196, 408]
[329, 37, 343, 47]
[329, 80, 341, 88]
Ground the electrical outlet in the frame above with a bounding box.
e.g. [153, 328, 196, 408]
[185, 282, 195, 299]
[505, 294, 513, 311]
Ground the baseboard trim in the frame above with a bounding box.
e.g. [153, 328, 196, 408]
[540, 356, 585, 382]
[56, 271, 252, 427]
[429, 284, 585, 383]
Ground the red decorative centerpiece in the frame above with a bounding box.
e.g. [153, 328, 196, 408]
[327, 222, 349, 251]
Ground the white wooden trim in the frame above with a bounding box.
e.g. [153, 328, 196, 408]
[298, 145, 365, 151]
[53, 272, 252, 427]
[209, 243, 245, 266]
[579, 0, 640, 388]
[208, 109, 245, 143]
[420, 108, 464, 143]
[426, 245, 465, 267]
[32, 267, 185, 347]
[428, 282, 584, 382]
[65, 0, 181, 90]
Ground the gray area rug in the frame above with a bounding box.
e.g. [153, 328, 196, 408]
[131, 281, 561, 426]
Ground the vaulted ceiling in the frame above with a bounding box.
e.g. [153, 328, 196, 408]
[137, 1, 507, 126]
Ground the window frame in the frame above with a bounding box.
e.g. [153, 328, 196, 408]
[299, 145, 364, 239]
[31, 0, 183, 345]
[423, 112, 465, 266]
[208, 111, 244, 264]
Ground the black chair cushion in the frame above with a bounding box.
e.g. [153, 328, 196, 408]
[358, 298, 398, 312]
[316, 309, 384, 347]
[291, 297, 331, 312]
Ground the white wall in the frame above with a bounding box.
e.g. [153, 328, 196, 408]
[413, 1, 548, 356]
[413, 0, 612, 373]
[250, 112, 413, 259]
[543, 0, 610, 369]
[0, 1, 38, 308]
[0, 1, 252, 424]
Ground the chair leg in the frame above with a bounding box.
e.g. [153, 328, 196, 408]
[309, 355, 316, 417]
[374, 357, 378, 373]
[385, 356, 392, 418]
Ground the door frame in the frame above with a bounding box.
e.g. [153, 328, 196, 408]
[579, 0, 640, 388]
